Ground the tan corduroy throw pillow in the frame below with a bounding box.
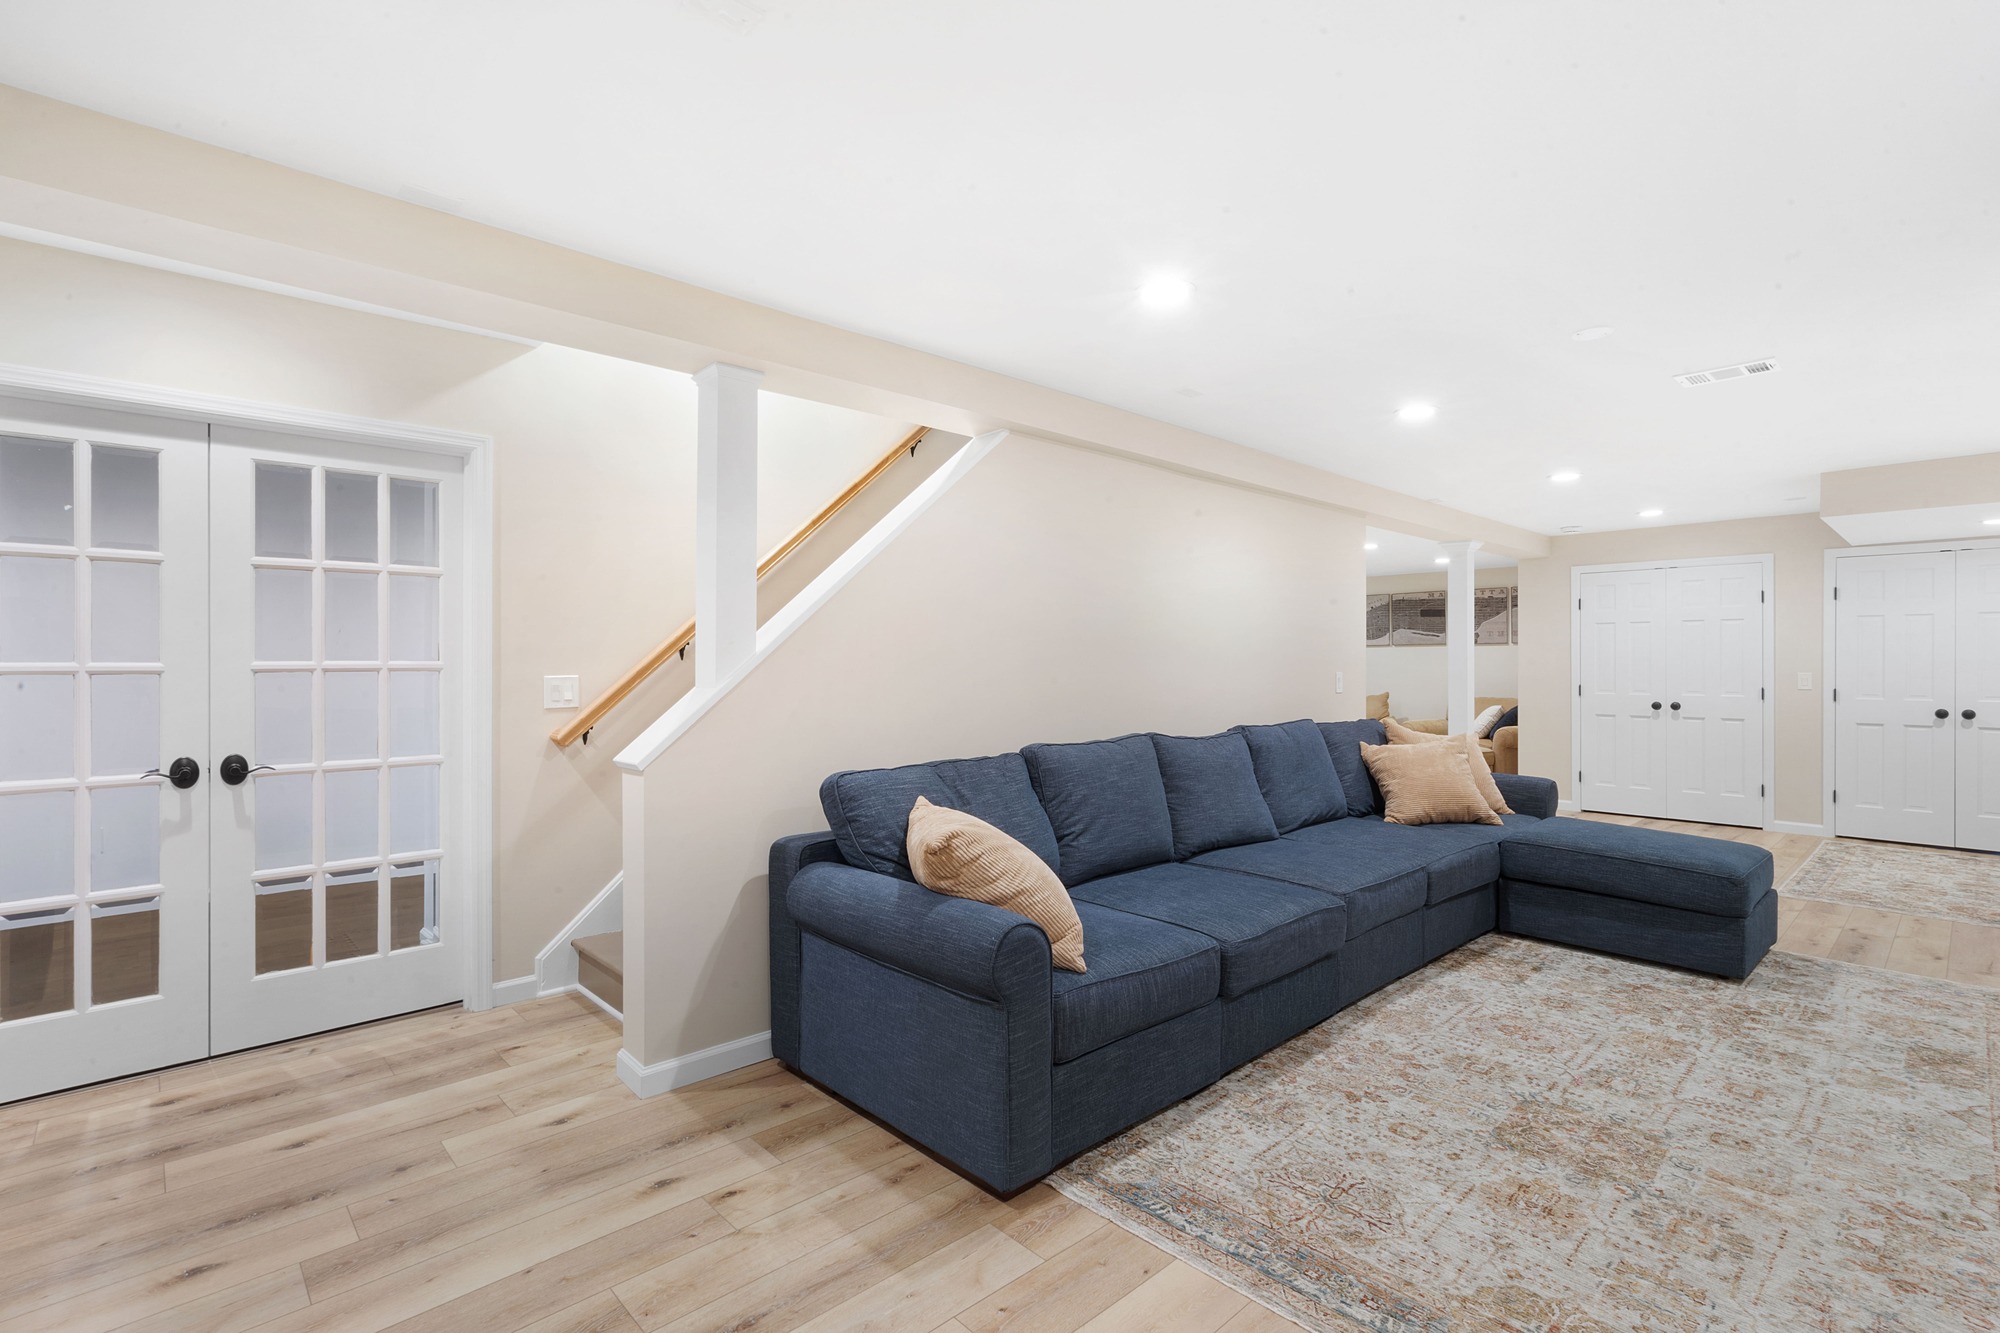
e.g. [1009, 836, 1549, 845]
[905, 796, 1086, 972]
[1359, 742, 1504, 827]
[1382, 718, 1514, 816]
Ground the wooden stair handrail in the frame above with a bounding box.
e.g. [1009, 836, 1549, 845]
[551, 426, 931, 748]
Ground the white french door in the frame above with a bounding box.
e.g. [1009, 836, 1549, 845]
[0, 399, 210, 1102]
[1575, 558, 1767, 827]
[1833, 551, 1957, 846]
[1, 402, 466, 1101]
[208, 427, 464, 1054]
[1958, 548, 2000, 853]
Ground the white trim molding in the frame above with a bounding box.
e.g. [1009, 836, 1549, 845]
[0, 360, 500, 1014]
[534, 873, 624, 998]
[1769, 820, 1831, 839]
[617, 1032, 772, 1098]
[489, 975, 540, 1007]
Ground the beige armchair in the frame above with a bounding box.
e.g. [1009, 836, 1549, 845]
[1398, 695, 1519, 774]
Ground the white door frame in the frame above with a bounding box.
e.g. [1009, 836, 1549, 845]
[1821, 536, 2000, 843]
[0, 362, 498, 1013]
[1571, 553, 1776, 828]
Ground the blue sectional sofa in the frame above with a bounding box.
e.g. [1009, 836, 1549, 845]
[768, 719, 1774, 1195]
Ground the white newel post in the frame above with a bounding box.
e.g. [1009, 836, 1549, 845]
[1442, 540, 1481, 735]
[694, 362, 762, 686]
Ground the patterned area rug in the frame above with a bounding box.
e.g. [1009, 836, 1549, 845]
[1051, 936, 1999, 1332]
[1783, 838, 2000, 927]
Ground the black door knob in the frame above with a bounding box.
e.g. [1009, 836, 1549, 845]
[1966, 709, 1979, 722]
[218, 754, 276, 786]
[1936, 708, 1950, 719]
[143, 757, 200, 789]
[1651, 701, 1662, 711]
[1669, 702, 1681, 711]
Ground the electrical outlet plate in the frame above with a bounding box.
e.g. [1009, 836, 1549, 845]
[544, 675, 580, 709]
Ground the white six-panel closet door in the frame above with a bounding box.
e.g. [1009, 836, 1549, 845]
[1577, 567, 1669, 816]
[1957, 547, 2000, 853]
[1663, 562, 1765, 826]
[1833, 551, 1957, 846]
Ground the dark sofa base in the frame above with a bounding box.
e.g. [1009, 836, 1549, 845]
[1335, 912, 1425, 1008]
[1053, 1001, 1221, 1162]
[1423, 887, 1496, 963]
[1496, 878, 1779, 980]
[1222, 952, 1341, 1071]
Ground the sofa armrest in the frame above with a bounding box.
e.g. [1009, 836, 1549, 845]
[1492, 724, 1519, 774]
[787, 861, 1053, 1002]
[1495, 772, 1558, 819]
[1403, 717, 1448, 734]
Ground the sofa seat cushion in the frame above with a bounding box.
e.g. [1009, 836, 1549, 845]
[1499, 818, 1774, 918]
[1235, 720, 1347, 832]
[821, 753, 1058, 882]
[1150, 731, 1279, 859]
[1068, 863, 1347, 998]
[1050, 903, 1221, 1063]
[1023, 736, 1176, 886]
[1286, 816, 1511, 905]
[1192, 837, 1426, 936]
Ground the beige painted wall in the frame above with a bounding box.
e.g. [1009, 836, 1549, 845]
[1820, 450, 2000, 516]
[0, 236, 921, 978]
[630, 433, 1368, 1063]
[1517, 513, 1848, 825]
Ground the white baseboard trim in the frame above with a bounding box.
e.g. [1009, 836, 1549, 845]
[1557, 799, 1580, 813]
[489, 974, 540, 1007]
[572, 983, 622, 1023]
[618, 1031, 773, 1099]
[1769, 819, 1831, 838]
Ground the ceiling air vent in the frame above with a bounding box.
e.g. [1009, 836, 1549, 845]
[1675, 359, 1779, 387]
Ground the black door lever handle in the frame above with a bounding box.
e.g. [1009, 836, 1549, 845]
[1936, 708, 1950, 719]
[219, 754, 276, 786]
[142, 758, 201, 789]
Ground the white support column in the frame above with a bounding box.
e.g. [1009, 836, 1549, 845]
[693, 362, 762, 686]
[1441, 540, 1482, 734]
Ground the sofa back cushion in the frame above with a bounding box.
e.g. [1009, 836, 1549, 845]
[821, 752, 1058, 881]
[1318, 719, 1388, 817]
[1234, 720, 1347, 832]
[1022, 735, 1176, 885]
[1150, 731, 1280, 859]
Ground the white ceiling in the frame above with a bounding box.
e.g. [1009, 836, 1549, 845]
[1365, 528, 1516, 579]
[3, 1, 1997, 537]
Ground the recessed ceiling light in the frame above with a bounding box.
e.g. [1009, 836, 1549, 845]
[1433, 556, 1451, 566]
[1137, 274, 1193, 310]
[1638, 508, 1664, 518]
[1559, 525, 1582, 534]
[1572, 326, 1614, 341]
[1363, 542, 1379, 551]
[1549, 470, 1582, 484]
[1396, 402, 1437, 423]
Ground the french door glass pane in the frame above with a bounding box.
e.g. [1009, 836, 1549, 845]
[324, 769, 379, 863]
[254, 877, 312, 974]
[324, 471, 378, 563]
[254, 672, 313, 766]
[0, 436, 74, 545]
[324, 671, 379, 760]
[389, 765, 441, 855]
[255, 568, 312, 661]
[390, 860, 440, 950]
[254, 773, 313, 871]
[91, 447, 160, 551]
[0, 790, 74, 902]
[255, 463, 311, 559]
[389, 479, 439, 567]
[326, 868, 379, 962]
[92, 561, 162, 664]
[388, 576, 438, 661]
[91, 674, 160, 777]
[91, 785, 161, 891]
[324, 571, 379, 662]
[0, 557, 75, 662]
[91, 898, 160, 1004]
[387, 671, 439, 757]
[0, 674, 73, 781]
[0, 910, 74, 1020]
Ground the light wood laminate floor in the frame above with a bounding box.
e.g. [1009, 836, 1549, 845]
[5, 818, 1997, 1332]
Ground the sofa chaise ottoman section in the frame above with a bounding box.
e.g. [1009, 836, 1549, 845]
[1496, 819, 1777, 979]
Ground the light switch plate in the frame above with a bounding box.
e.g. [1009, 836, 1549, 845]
[1797, 672, 1812, 690]
[544, 675, 580, 709]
